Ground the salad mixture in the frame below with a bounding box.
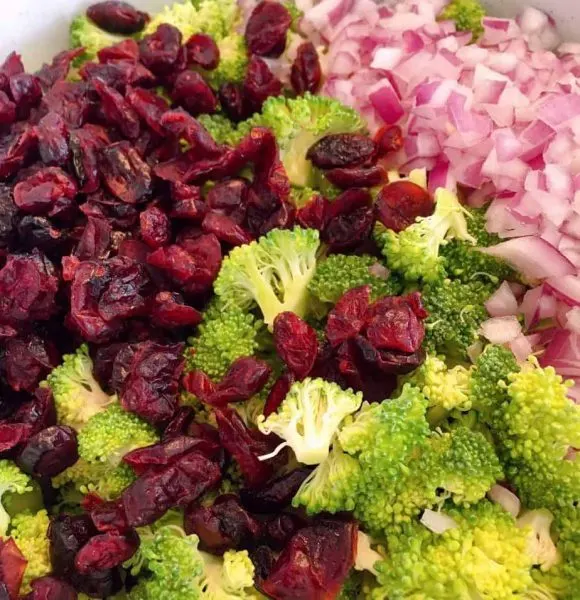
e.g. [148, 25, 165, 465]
[0, 0, 577, 598]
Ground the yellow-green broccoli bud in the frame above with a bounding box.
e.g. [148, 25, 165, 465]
[197, 114, 246, 147]
[0, 460, 37, 537]
[143, 1, 199, 40]
[69, 15, 128, 64]
[439, 0, 486, 40]
[203, 34, 249, 88]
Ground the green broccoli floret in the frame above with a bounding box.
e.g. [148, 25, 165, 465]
[422, 278, 496, 362]
[309, 254, 403, 306]
[440, 207, 517, 283]
[77, 402, 158, 467]
[439, 0, 486, 40]
[202, 34, 249, 88]
[245, 93, 366, 188]
[9, 510, 51, 594]
[258, 377, 363, 465]
[289, 186, 318, 209]
[0, 461, 41, 537]
[337, 571, 365, 600]
[69, 16, 128, 64]
[46, 344, 113, 431]
[214, 226, 320, 329]
[143, 1, 200, 40]
[373, 500, 546, 600]
[186, 310, 265, 380]
[374, 188, 476, 284]
[196, 114, 246, 147]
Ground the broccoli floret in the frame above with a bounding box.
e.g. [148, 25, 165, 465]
[46, 344, 113, 431]
[517, 509, 561, 572]
[77, 402, 158, 467]
[245, 93, 366, 188]
[203, 34, 248, 88]
[69, 15, 128, 63]
[309, 254, 402, 306]
[0, 461, 40, 537]
[9, 510, 51, 594]
[258, 377, 363, 465]
[143, 1, 199, 40]
[289, 186, 318, 209]
[374, 188, 476, 284]
[422, 278, 496, 362]
[214, 226, 320, 329]
[373, 500, 545, 600]
[196, 114, 245, 147]
[337, 571, 365, 600]
[441, 207, 517, 283]
[439, 0, 486, 40]
[186, 310, 265, 380]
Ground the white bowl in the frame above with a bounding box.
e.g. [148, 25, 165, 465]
[0, 0, 578, 69]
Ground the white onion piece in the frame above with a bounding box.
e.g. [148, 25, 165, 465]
[480, 316, 522, 344]
[488, 484, 522, 517]
[368, 262, 390, 280]
[510, 335, 534, 362]
[485, 281, 519, 317]
[371, 47, 404, 71]
[354, 532, 381, 575]
[420, 509, 458, 534]
[566, 307, 580, 334]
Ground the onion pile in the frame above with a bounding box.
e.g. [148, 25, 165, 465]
[301, 0, 580, 397]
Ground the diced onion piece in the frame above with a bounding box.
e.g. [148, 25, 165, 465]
[354, 532, 381, 576]
[488, 484, 521, 517]
[485, 281, 519, 317]
[420, 509, 458, 534]
[480, 316, 522, 344]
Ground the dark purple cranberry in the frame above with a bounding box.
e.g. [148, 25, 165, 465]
[24, 576, 77, 600]
[171, 71, 217, 117]
[291, 42, 322, 95]
[218, 83, 249, 123]
[139, 24, 183, 76]
[240, 467, 312, 513]
[243, 56, 282, 113]
[17, 426, 78, 477]
[9, 74, 42, 119]
[87, 1, 150, 35]
[263, 514, 302, 551]
[245, 1, 292, 58]
[0, 92, 16, 127]
[185, 33, 220, 70]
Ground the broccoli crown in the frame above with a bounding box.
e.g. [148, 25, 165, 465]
[245, 93, 366, 187]
[197, 114, 246, 147]
[258, 377, 363, 465]
[308, 254, 403, 306]
[144, 1, 199, 39]
[77, 402, 159, 467]
[46, 344, 113, 431]
[10, 510, 51, 594]
[0, 460, 34, 537]
[203, 34, 249, 88]
[440, 207, 517, 284]
[214, 226, 320, 328]
[374, 187, 476, 284]
[186, 310, 265, 379]
[69, 15, 127, 63]
[373, 501, 540, 600]
[422, 278, 496, 362]
[439, 0, 486, 40]
[290, 186, 318, 209]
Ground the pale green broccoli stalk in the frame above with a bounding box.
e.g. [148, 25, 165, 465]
[214, 227, 320, 329]
[69, 16, 128, 63]
[422, 278, 497, 362]
[203, 34, 248, 88]
[258, 377, 363, 465]
[309, 254, 403, 306]
[0, 461, 38, 537]
[439, 0, 486, 40]
[77, 402, 158, 467]
[517, 509, 561, 573]
[245, 93, 366, 187]
[197, 114, 246, 147]
[186, 310, 265, 380]
[373, 501, 546, 600]
[374, 187, 476, 284]
[9, 510, 51, 594]
[46, 344, 113, 431]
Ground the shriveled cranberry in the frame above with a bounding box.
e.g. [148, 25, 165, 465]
[273, 312, 318, 380]
[307, 134, 377, 169]
[160, 109, 222, 158]
[93, 79, 140, 140]
[75, 531, 139, 573]
[171, 70, 217, 117]
[36, 112, 69, 166]
[326, 286, 371, 347]
[202, 212, 252, 246]
[206, 178, 249, 217]
[87, 1, 149, 34]
[83, 190, 139, 231]
[246, 1, 292, 58]
[125, 86, 168, 136]
[185, 495, 262, 555]
[240, 467, 312, 514]
[243, 56, 283, 113]
[376, 180, 434, 232]
[17, 216, 67, 256]
[41, 81, 89, 129]
[366, 305, 425, 353]
[90, 499, 129, 534]
[263, 514, 303, 551]
[323, 188, 374, 251]
[99, 141, 152, 204]
[296, 194, 327, 231]
[0, 53, 24, 83]
[13, 386, 57, 436]
[4, 334, 58, 392]
[218, 83, 249, 123]
[9, 73, 42, 118]
[139, 205, 171, 249]
[185, 33, 220, 70]
[139, 24, 183, 75]
[0, 125, 37, 181]
[17, 425, 78, 477]
[260, 519, 357, 600]
[326, 165, 387, 189]
[13, 167, 77, 216]
[0, 538, 27, 600]
[252, 545, 276, 583]
[80, 60, 155, 91]
[375, 124, 404, 157]
[35, 48, 84, 92]
[151, 291, 202, 329]
[264, 371, 295, 417]
[291, 42, 322, 95]
[75, 216, 111, 261]
[0, 423, 32, 454]
[24, 576, 77, 600]
[0, 92, 16, 127]
[69, 124, 110, 194]
[98, 39, 140, 63]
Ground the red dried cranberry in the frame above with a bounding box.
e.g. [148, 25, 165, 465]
[93, 79, 141, 140]
[69, 124, 110, 194]
[171, 71, 217, 117]
[160, 109, 222, 158]
[260, 519, 357, 600]
[36, 112, 69, 166]
[326, 165, 387, 189]
[243, 57, 282, 113]
[99, 141, 152, 204]
[202, 212, 252, 246]
[87, 1, 149, 34]
[307, 134, 377, 169]
[0, 423, 33, 454]
[264, 371, 295, 417]
[218, 83, 249, 123]
[206, 178, 249, 218]
[35, 48, 84, 92]
[9, 74, 42, 118]
[75, 531, 139, 573]
[263, 514, 303, 551]
[273, 312, 318, 380]
[0, 53, 24, 83]
[246, 1, 292, 58]
[182, 369, 216, 403]
[98, 39, 140, 63]
[24, 576, 77, 600]
[375, 124, 404, 157]
[365, 305, 424, 353]
[296, 194, 328, 231]
[252, 545, 276, 583]
[0, 91, 16, 127]
[0, 538, 27, 600]
[90, 499, 129, 534]
[17, 215, 67, 256]
[4, 334, 58, 392]
[185, 33, 220, 71]
[139, 205, 171, 249]
[323, 188, 374, 251]
[170, 182, 204, 220]
[151, 291, 202, 329]
[13, 386, 57, 436]
[291, 42, 322, 95]
[326, 286, 371, 347]
[139, 24, 183, 75]
[125, 86, 168, 136]
[0, 125, 37, 181]
[17, 425, 78, 478]
[80, 60, 155, 91]
[75, 216, 112, 260]
[185, 495, 262, 555]
[376, 180, 434, 232]
[41, 81, 90, 129]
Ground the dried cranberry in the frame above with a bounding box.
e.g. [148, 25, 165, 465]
[125, 86, 168, 136]
[75, 531, 139, 573]
[366, 305, 425, 353]
[260, 519, 357, 600]
[170, 71, 217, 117]
[0, 125, 37, 181]
[0, 92, 16, 127]
[35, 49, 84, 92]
[202, 212, 252, 246]
[75, 216, 112, 261]
[376, 181, 434, 232]
[90, 499, 129, 534]
[93, 79, 140, 140]
[185, 33, 220, 70]
[24, 576, 77, 600]
[0, 538, 27, 600]
[307, 134, 377, 169]
[375, 124, 404, 157]
[170, 182, 204, 220]
[17, 425, 78, 477]
[139, 205, 170, 249]
[160, 109, 222, 158]
[0, 53, 24, 84]
[98, 39, 140, 63]
[0, 423, 33, 454]
[151, 291, 202, 329]
[263, 514, 303, 551]
[246, 1, 292, 58]
[13, 386, 57, 435]
[99, 141, 152, 204]
[291, 42, 322, 95]
[139, 24, 183, 75]
[326, 286, 371, 347]
[206, 178, 249, 218]
[264, 371, 295, 417]
[243, 56, 283, 113]
[296, 194, 327, 231]
[13, 167, 76, 216]
[17, 216, 67, 256]
[323, 188, 374, 251]
[69, 124, 110, 194]
[9, 74, 42, 118]
[273, 312, 318, 380]
[326, 165, 387, 189]
[218, 83, 249, 123]
[87, 1, 149, 34]
[83, 190, 139, 231]
[80, 60, 155, 91]
[42, 81, 89, 129]
[36, 112, 69, 166]
[252, 545, 276, 583]
[185, 495, 262, 555]
[4, 334, 58, 392]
